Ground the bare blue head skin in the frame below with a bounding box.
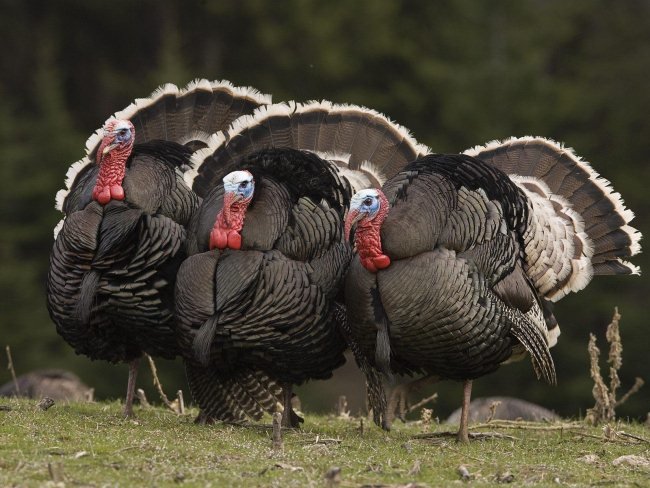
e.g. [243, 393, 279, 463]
[222, 170, 254, 201]
[349, 188, 382, 220]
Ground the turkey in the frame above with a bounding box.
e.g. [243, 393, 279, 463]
[47, 79, 270, 417]
[344, 137, 641, 441]
[174, 100, 430, 426]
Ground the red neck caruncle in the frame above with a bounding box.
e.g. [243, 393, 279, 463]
[349, 191, 391, 273]
[209, 192, 252, 250]
[92, 127, 134, 205]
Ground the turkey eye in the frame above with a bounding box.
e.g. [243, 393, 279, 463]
[363, 198, 373, 206]
[239, 181, 248, 188]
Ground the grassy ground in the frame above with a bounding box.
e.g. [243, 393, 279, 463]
[0, 398, 648, 487]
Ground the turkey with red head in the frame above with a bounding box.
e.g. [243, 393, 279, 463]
[344, 138, 641, 441]
[47, 80, 270, 417]
[175, 101, 430, 426]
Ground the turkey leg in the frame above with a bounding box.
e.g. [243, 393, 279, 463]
[280, 383, 303, 428]
[386, 374, 440, 426]
[123, 358, 140, 418]
[457, 379, 473, 443]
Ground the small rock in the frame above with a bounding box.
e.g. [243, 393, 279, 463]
[37, 397, 55, 411]
[325, 466, 341, 485]
[458, 465, 471, 481]
[612, 455, 650, 468]
[578, 454, 600, 464]
[496, 470, 514, 483]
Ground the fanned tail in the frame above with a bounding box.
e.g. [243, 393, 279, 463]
[55, 79, 270, 214]
[186, 100, 430, 197]
[185, 363, 282, 422]
[465, 137, 641, 301]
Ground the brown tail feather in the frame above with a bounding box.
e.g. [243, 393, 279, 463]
[56, 80, 269, 214]
[465, 137, 641, 300]
[186, 101, 430, 198]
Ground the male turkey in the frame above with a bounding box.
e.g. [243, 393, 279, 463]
[174, 101, 430, 426]
[47, 80, 270, 417]
[344, 138, 641, 441]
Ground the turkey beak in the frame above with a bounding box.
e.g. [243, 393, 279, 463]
[344, 209, 364, 242]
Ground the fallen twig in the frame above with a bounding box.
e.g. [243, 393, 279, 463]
[5, 345, 20, 396]
[408, 392, 438, 414]
[144, 354, 175, 412]
[470, 420, 586, 431]
[136, 389, 150, 408]
[616, 431, 650, 444]
[176, 390, 185, 415]
[272, 412, 283, 451]
[412, 430, 519, 441]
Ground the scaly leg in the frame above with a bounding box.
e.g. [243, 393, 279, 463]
[457, 379, 473, 443]
[279, 383, 303, 428]
[123, 358, 140, 418]
[386, 374, 439, 426]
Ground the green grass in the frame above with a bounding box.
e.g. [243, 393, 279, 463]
[1, 398, 648, 487]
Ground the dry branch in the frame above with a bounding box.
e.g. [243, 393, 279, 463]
[5, 345, 19, 396]
[407, 392, 438, 414]
[145, 354, 175, 411]
[272, 412, 283, 451]
[586, 308, 643, 425]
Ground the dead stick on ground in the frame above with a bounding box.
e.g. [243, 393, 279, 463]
[136, 389, 151, 408]
[144, 354, 174, 411]
[5, 345, 20, 396]
[407, 392, 438, 414]
[176, 390, 185, 415]
[470, 421, 586, 431]
[272, 412, 283, 451]
[616, 431, 650, 444]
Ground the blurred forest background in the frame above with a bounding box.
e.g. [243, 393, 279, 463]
[1, 0, 648, 420]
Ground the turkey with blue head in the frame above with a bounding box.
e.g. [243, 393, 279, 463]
[344, 138, 641, 441]
[47, 80, 270, 417]
[175, 101, 430, 426]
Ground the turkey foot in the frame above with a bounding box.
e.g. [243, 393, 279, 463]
[386, 374, 439, 427]
[93, 184, 125, 205]
[280, 383, 303, 428]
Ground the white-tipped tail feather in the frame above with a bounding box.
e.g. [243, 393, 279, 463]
[187, 100, 431, 197]
[466, 136, 641, 300]
[54, 79, 271, 224]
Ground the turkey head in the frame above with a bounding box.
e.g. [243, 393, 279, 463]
[209, 170, 255, 250]
[92, 118, 134, 204]
[345, 188, 391, 273]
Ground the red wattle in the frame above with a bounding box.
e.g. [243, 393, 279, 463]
[210, 228, 228, 250]
[361, 258, 378, 273]
[93, 185, 111, 205]
[110, 185, 125, 201]
[227, 230, 242, 250]
[372, 254, 391, 270]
